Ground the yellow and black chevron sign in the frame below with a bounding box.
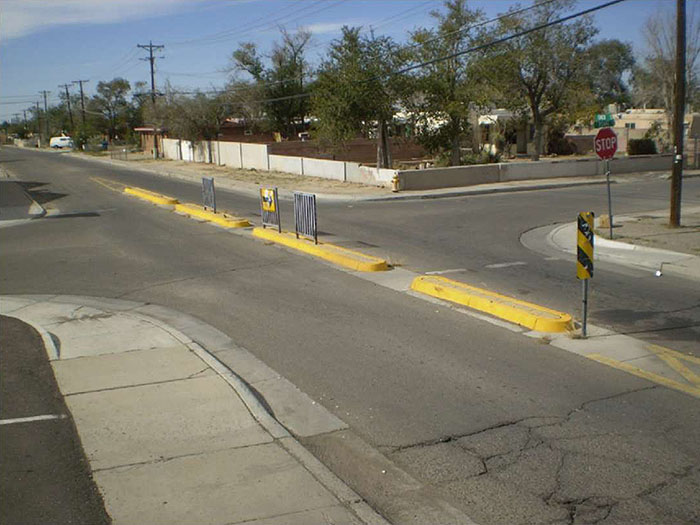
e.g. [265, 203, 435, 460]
[577, 212, 594, 280]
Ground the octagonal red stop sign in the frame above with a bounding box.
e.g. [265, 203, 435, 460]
[594, 127, 618, 160]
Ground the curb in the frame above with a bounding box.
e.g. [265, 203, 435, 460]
[124, 186, 178, 206]
[174, 203, 251, 228]
[1, 295, 389, 525]
[411, 275, 573, 332]
[253, 227, 390, 272]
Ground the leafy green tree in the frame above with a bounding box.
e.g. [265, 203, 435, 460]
[585, 39, 635, 108]
[407, 0, 486, 165]
[92, 78, 132, 140]
[230, 29, 311, 138]
[312, 27, 408, 168]
[167, 91, 233, 162]
[488, 0, 597, 160]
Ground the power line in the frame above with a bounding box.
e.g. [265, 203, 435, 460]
[169, 0, 344, 48]
[191, 0, 628, 107]
[394, 0, 628, 76]
[404, 0, 559, 52]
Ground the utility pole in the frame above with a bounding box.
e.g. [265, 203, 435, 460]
[72, 79, 89, 125]
[137, 41, 164, 158]
[59, 83, 74, 130]
[670, 0, 686, 227]
[40, 90, 50, 141]
[35, 101, 41, 138]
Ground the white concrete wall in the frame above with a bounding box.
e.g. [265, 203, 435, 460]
[398, 165, 500, 190]
[396, 154, 678, 190]
[193, 141, 213, 163]
[241, 143, 269, 170]
[181, 140, 194, 162]
[269, 154, 303, 175]
[499, 159, 597, 181]
[611, 154, 675, 173]
[344, 163, 364, 184]
[219, 142, 242, 168]
[162, 138, 179, 160]
[302, 158, 346, 181]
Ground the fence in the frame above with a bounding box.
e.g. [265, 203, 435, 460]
[110, 148, 128, 161]
[294, 192, 317, 244]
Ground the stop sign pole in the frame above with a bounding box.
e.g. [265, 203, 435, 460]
[594, 127, 618, 239]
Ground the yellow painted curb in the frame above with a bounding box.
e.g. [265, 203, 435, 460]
[411, 275, 573, 333]
[124, 187, 179, 206]
[252, 227, 389, 272]
[175, 203, 251, 228]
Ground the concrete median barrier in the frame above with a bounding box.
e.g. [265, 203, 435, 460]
[252, 228, 389, 272]
[411, 275, 573, 332]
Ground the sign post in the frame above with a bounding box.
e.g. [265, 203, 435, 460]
[260, 187, 281, 232]
[594, 127, 618, 239]
[577, 212, 595, 337]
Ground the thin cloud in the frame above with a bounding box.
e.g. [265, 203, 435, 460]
[301, 22, 348, 35]
[0, 0, 194, 41]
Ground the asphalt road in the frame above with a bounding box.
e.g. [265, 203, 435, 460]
[1, 147, 699, 524]
[0, 315, 110, 525]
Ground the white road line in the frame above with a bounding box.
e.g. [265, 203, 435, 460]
[0, 414, 67, 425]
[484, 261, 528, 269]
[425, 268, 467, 275]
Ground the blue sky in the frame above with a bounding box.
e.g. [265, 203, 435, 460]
[0, 0, 678, 122]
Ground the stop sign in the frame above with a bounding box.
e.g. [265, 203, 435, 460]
[594, 127, 618, 160]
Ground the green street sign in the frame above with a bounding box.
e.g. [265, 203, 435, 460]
[594, 113, 615, 128]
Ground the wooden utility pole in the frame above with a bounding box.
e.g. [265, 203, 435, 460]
[35, 101, 41, 137]
[59, 83, 74, 130]
[670, 0, 686, 227]
[39, 90, 50, 141]
[72, 79, 89, 125]
[137, 41, 164, 159]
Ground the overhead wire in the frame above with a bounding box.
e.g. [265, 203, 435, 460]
[189, 0, 628, 106]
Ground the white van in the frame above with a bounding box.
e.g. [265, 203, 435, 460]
[50, 136, 73, 149]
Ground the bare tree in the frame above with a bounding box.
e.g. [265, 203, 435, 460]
[632, 5, 700, 115]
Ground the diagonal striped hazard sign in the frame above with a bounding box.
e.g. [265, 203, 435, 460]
[577, 212, 594, 280]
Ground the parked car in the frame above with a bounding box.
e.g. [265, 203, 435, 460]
[50, 136, 74, 149]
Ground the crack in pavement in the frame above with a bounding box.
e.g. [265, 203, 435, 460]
[379, 385, 691, 524]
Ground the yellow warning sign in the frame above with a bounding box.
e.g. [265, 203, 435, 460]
[577, 211, 594, 280]
[260, 188, 276, 213]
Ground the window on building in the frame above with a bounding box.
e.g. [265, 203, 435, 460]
[625, 123, 636, 129]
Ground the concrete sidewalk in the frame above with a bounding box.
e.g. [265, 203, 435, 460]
[546, 206, 700, 281]
[0, 295, 386, 525]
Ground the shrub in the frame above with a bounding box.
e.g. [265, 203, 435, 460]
[627, 138, 657, 155]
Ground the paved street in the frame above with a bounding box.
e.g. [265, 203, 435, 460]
[2, 146, 699, 524]
[0, 315, 110, 525]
